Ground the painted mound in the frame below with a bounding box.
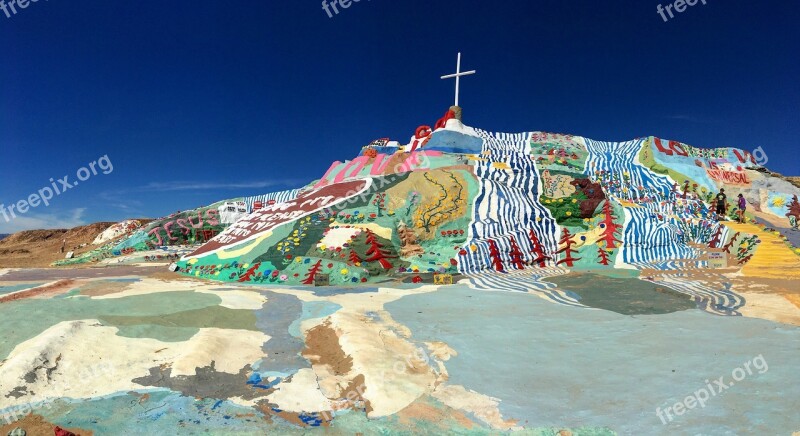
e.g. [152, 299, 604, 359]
[174, 110, 800, 289]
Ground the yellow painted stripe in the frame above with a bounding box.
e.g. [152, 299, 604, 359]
[724, 222, 800, 279]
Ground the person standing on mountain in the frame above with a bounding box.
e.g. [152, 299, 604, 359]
[737, 193, 747, 223]
[715, 188, 727, 220]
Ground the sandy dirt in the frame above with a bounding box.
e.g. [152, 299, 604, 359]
[0, 223, 114, 268]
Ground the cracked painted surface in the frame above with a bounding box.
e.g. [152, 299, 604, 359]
[0, 268, 797, 435]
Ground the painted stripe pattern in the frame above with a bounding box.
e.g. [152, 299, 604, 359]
[649, 276, 745, 316]
[464, 268, 587, 308]
[243, 188, 302, 211]
[582, 138, 729, 266]
[458, 130, 560, 274]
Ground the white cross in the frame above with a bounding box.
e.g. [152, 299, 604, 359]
[440, 52, 476, 107]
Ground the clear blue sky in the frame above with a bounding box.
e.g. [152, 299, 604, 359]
[1, 0, 798, 232]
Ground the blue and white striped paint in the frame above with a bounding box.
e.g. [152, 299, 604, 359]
[464, 268, 587, 308]
[582, 138, 729, 266]
[650, 276, 746, 316]
[457, 130, 559, 274]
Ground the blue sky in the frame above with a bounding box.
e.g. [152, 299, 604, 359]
[1, 0, 798, 232]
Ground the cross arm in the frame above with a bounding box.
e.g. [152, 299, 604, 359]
[441, 70, 476, 79]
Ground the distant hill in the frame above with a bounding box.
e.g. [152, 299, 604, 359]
[0, 223, 114, 268]
[0, 234, 8, 241]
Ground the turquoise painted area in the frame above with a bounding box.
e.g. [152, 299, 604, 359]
[0, 291, 224, 359]
[38, 390, 612, 434]
[41, 392, 272, 435]
[112, 230, 149, 251]
[0, 283, 44, 295]
[386, 284, 800, 435]
[53, 288, 82, 299]
[288, 301, 342, 338]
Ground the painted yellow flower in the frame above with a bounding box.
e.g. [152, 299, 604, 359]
[572, 199, 578, 203]
[341, 268, 349, 275]
[295, 257, 303, 263]
[566, 211, 572, 216]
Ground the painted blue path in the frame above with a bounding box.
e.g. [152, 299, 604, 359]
[387, 284, 800, 435]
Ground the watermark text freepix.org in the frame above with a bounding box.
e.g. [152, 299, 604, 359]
[0, 155, 114, 223]
[657, 0, 709, 22]
[656, 354, 768, 425]
[0, 0, 47, 20]
[321, 0, 369, 19]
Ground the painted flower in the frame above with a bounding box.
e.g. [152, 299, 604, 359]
[279, 274, 288, 281]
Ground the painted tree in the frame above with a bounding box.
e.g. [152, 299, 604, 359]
[599, 200, 623, 249]
[301, 260, 323, 285]
[372, 192, 388, 217]
[487, 240, 505, 272]
[397, 221, 424, 257]
[405, 192, 419, 216]
[708, 226, 724, 248]
[556, 228, 581, 267]
[508, 236, 526, 270]
[597, 246, 611, 266]
[786, 195, 800, 230]
[722, 232, 740, 254]
[364, 229, 396, 269]
[238, 262, 262, 283]
[348, 249, 362, 265]
[414, 170, 466, 233]
[528, 228, 549, 267]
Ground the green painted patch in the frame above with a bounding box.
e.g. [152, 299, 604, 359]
[547, 273, 696, 315]
[0, 289, 234, 359]
[101, 305, 259, 342]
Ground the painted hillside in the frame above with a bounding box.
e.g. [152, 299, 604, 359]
[165, 108, 800, 296]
